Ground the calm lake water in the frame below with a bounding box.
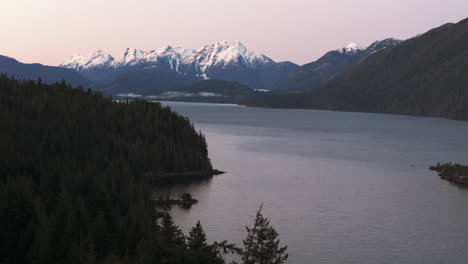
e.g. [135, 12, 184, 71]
[157, 102, 468, 264]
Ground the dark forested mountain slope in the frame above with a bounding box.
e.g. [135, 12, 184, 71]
[152, 79, 257, 104]
[247, 18, 468, 120]
[0, 74, 215, 263]
[311, 18, 468, 120]
[198, 60, 299, 91]
[272, 39, 402, 93]
[0, 55, 89, 87]
[175, 79, 253, 93]
[98, 68, 197, 95]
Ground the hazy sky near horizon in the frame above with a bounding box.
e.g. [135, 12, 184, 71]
[1, 0, 468, 66]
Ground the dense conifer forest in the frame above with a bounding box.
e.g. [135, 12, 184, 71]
[0, 73, 212, 263]
[0, 74, 287, 263]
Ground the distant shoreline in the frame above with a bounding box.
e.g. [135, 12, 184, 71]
[158, 99, 468, 122]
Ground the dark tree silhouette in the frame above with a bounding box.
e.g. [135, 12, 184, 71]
[242, 205, 288, 264]
[0, 74, 289, 264]
[0, 74, 212, 263]
[187, 221, 224, 264]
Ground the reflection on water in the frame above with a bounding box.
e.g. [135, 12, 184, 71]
[157, 102, 468, 264]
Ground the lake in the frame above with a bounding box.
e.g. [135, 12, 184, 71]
[157, 102, 468, 264]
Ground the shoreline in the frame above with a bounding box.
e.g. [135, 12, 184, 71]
[114, 98, 468, 122]
[144, 169, 226, 183]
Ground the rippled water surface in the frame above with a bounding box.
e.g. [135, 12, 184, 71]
[157, 102, 468, 264]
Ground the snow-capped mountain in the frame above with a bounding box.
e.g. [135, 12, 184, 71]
[61, 50, 114, 71]
[60, 41, 299, 92]
[365, 38, 403, 54]
[272, 38, 402, 92]
[60, 41, 277, 77]
[176, 41, 277, 81]
[111, 48, 147, 68]
[183, 41, 274, 74]
[136, 45, 196, 75]
[338, 43, 365, 55]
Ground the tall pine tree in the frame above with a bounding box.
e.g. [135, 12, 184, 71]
[242, 205, 288, 264]
[186, 221, 224, 264]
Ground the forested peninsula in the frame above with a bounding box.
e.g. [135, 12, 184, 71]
[0, 74, 212, 262]
[0, 74, 288, 264]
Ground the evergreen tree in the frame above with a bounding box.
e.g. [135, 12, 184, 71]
[187, 221, 224, 264]
[242, 205, 288, 264]
[160, 212, 186, 247]
[187, 221, 208, 251]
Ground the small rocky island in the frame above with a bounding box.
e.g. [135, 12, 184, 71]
[429, 163, 468, 186]
[156, 193, 199, 209]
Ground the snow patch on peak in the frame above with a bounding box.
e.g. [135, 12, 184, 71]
[366, 38, 403, 54]
[60, 50, 114, 70]
[190, 41, 273, 69]
[61, 41, 275, 75]
[172, 47, 195, 57]
[112, 48, 147, 67]
[233, 40, 247, 52]
[339, 43, 364, 54]
[159, 45, 173, 53]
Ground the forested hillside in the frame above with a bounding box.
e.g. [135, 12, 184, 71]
[311, 18, 468, 120]
[271, 39, 401, 93]
[0, 55, 89, 87]
[245, 18, 468, 121]
[99, 69, 196, 95]
[0, 74, 215, 263]
[155, 79, 257, 104]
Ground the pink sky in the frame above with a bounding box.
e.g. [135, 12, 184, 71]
[1, 0, 468, 66]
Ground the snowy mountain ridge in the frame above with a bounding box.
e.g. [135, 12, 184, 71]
[61, 50, 114, 71]
[337, 43, 365, 55]
[60, 41, 275, 80]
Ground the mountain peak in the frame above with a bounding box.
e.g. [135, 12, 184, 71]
[88, 50, 113, 60]
[340, 43, 364, 54]
[0, 55, 19, 63]
[124, 47, 140, 52]
[60, 50, 114, 70]
[61, 41, 275, 76]
[233, 40, 247, 52]
[112, 48, 147, 67]
[234, 40, 244, 46]
[366, 38, 403, 54]
[159, 45, 173, 53]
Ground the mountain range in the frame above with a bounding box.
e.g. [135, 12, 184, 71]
[60, 41, 299, 93]
[0, 39, 402, 97]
